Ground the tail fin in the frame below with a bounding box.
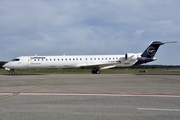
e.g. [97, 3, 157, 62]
[141, 41, 177, 58]
[141, 41, 164, 58]
[134, 41, 176, 66]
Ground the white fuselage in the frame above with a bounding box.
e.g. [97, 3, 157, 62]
[3, 41, 174, 74]
[3, 54, 139, 70]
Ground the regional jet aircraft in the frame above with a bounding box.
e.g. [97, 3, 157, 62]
[3, 41, 176, 74]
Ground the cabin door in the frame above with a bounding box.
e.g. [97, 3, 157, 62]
[23, 57, 29, 67]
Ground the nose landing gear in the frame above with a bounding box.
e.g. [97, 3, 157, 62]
[11, 69, 15, 74]
[4, 68, 16, 74]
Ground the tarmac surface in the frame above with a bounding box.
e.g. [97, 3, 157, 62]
[0, 74, 180, 120]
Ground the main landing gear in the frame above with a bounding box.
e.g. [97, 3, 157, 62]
[91, 68, 100, 74]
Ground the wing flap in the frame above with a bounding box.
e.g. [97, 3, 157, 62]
[77, 62, 118, 69]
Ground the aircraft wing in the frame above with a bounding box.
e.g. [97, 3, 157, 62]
[77, 62, 119, 69]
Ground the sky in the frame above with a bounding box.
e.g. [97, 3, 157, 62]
[0, 0, 179, 65]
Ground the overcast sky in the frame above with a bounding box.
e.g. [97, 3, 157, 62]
[0, 0, 179, 65]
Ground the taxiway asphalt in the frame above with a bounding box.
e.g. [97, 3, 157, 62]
[0, 74, 180, 120]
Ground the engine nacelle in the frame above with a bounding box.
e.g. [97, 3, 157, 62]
[125, 53, 141, 60]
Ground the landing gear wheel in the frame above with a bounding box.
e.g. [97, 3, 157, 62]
[91, 68, 100, 74]
[96, 70, 100, 74]
[91, 70, 95, 74]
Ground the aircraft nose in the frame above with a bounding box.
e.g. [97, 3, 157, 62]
[2, 63, 9, 68]
[2, 63, 7, 68]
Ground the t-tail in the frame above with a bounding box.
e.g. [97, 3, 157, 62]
[134, 41, 177, 65]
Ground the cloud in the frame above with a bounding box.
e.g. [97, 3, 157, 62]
[0, 0, 179, 65]
[132, 30, 145, 40]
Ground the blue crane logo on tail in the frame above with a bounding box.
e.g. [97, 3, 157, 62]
[147, 46, 156, 56]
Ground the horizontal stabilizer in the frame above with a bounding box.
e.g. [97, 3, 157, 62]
[163, 41, 177, 44]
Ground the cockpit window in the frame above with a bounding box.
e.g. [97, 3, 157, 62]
[11, 59, 20, 61]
